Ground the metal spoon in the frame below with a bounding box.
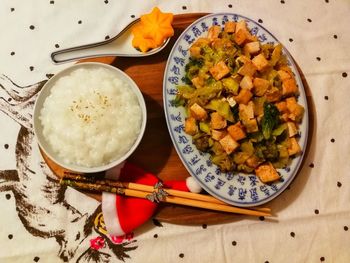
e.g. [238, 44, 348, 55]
[51, 18, 171, 64]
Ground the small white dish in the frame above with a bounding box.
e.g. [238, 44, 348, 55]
[34, 62, 147, 173]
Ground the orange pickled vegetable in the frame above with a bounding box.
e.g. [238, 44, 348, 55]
[132, 7, 174, 52]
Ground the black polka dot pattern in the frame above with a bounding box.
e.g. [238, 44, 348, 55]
[320, 256, 325, 262]
[228, 4, 233, 8]
[330, 138, 335, 143]
[50, 1, 54, 4]
[202, 224, 207, 229]
[290, 232, 295, 238]
[289, 38, 293, 42]
[281, 0, 285, 4]
[316, 57, 321, 61]
[29, 25, 35, 30]
[78, 20, 82, 24]
[104, 0, 108, 3]
[309, 163, 314, 168]
[4, 144, 9, 149]
[324, 96, 328, 100]
[55, 44, 59, 48]
[105, 35, 110, 40]
[307, 18, 312, 23]
[325, 0, 329, 2]
[5, 194, 11, 200]
[344, 226, 348, 231]
[232, 241, 237, 246]
[11, 8, 15, 12]
[153, 234, 158, 238]
[29, 66, 34, 71]
[182, 6, 187, 10]
[10, 51, 15, 56]
[333, 34, 338, 39]
[258, 19, 263, 23]
[33, 257, 40, 262]
[314, 209, 319, 215]
[152, 219, 163, 227]
[342, 72, 347, 78]
[259, 216, 265, 221]
[8, 234, 13, 239]
[179, 253, 184, 258]
[131, 15, 135, 18]
[337, 182, 342, 187]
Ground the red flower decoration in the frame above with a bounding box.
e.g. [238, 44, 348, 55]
[90, 236, 105, 250]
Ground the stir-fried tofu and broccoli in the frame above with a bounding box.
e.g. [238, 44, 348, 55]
[175, 20, 304, 184]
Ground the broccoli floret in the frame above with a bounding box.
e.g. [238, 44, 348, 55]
[261, 102, 280, 140]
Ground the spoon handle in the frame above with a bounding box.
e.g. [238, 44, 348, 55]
[51, 37, 122, 64]
[51, 19, 143, 64]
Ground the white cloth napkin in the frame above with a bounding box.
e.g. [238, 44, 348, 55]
[1, 0, 350, 262]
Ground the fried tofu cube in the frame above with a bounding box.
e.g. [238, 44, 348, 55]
[246, 156, 262, 168]
[235, 20, 248, 33]
[286, 97, 304, 122]
[219, 134, 239, 155]
[237, 61, 257, 77]
[239, 101, 254, 120]
[185, 117, 198, 135]
[255, 162, 280, 183]
[278, 70, 292, 81]
[282, 78, 299, 96]
[243, 118, 259, 133]
[237, 55, 251, 64]
[235, 88, 253, 105]
[287, 122, 298, 137]
[244, 41, 260, 54]
[227, 122, 246, 141]
[209, 61, 230, 80]
[252, 54, 269, 71]
[190, 103, 208, 121]
[234, 29, 248, 45]
[191, 76, 204, 89]
[265, 87, 282, 102]
[210, 112, 227, 129]
[212, 38, 233, 50]
[207, 25, 221, 40]
[253, 77, 270, 96]
[189, 38, 210, 58]
[286, 97, 297, 111]
[288, 137, 301, 155]
[234, 21, 250, 45]
[189, 46, 201, 58]
[275, 101, 287, 113]
[224, 21, 236, 33]
[281, 113, 289, 122]
[240, 75, 253, 90]
[211, 129, 227, 141]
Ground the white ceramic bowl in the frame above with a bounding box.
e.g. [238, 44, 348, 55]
[33, 62, 147, 173]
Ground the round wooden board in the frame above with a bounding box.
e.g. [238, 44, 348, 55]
[44, 13, 314, 225]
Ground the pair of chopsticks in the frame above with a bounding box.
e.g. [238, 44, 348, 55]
[60, 173, 271, 217]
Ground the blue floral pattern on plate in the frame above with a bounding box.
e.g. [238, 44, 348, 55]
[163, 13, 309, 207]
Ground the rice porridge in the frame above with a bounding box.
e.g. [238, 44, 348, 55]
[39, 67, 142, 167]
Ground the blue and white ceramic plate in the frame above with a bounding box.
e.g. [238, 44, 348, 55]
[163, 13, 309, 207]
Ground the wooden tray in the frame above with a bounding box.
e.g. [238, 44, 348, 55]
[44, 13, 314, 225]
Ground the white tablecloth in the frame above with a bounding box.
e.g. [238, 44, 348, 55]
[1, 0, 350, 262]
